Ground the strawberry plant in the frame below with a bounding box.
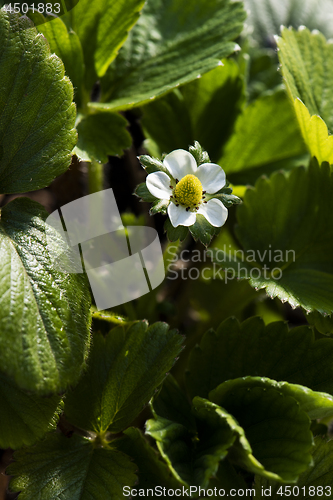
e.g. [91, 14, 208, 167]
[1, 0, 333, 498]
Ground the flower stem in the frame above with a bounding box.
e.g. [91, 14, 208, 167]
[88, 160, 104, 193]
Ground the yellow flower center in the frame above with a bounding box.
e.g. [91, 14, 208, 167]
[174, 174, 203, 208]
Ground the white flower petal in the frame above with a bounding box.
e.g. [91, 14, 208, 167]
[163, 149, 197, 180]
[195, 163, 226, 193]
[168, 202, 196, 227]
[197, 198, 228, 227]
[146, 172, 172, 200]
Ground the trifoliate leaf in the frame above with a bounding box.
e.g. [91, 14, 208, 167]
[64, 322, 183, 433]
[0, 198, 91, 394]
[91, 0, 246, 111]
[8, 433, 137, 500]
[148, 375, 266, 487]
[0, 9, 76, 194]
[210, 380, 313, 483]
[148, 384, 313, 485]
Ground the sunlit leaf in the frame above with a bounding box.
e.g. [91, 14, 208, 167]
[0, 9, 76, 194]
[0, 198, 91, 394]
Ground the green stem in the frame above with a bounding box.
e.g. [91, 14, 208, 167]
[90, 306, 129, 325]
[88, 160, 104, 193]
[135, 237, 188, 320]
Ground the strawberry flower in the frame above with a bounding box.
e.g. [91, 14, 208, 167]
[145, 149, 228, 228]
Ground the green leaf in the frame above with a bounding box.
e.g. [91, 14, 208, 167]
[255, 437, 333, 499]
[70, 0, 145, 86]
[210, 380, 313, 482]
[0, 198, 91, 394]
[219, 89, 308, 184]
[212, 161, 333, 314]
[146, 399, 239, 487]
[142, 61, 245, 162]
[191, 398, 251, 486]
[143, 93, 193, 162]
[145, 417, 194, 487]
[189, 214, 221, 247]
[295, 437, 333, 495]
[164, 218, 188, 243]
[135, 182, 159, 203]
[0, 373, 62, 450]
[210, 376, 333, 421]
[277, 27, 333, 162]
[28, 12, 84, 107]
[0, 10, 77, 194]
[147, 375, 264, 488]
[209, 248, 254, 279]
[115, 427, 181, 492]
[64, 321, 183, 433]
[213, 460, 249, 497]
[148, 383, 313, 485]
[186, 317, 333, 400]
[92, 0, 246, 111]
[74, 112, 131, 163]
[8, 432, 137, 499]
[152, 374, 196, 431]
[177, 275, 257, 333]
[293, 98, 333, 165]
[307, 311, 333, 336]
[245, 0, 333, 46]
